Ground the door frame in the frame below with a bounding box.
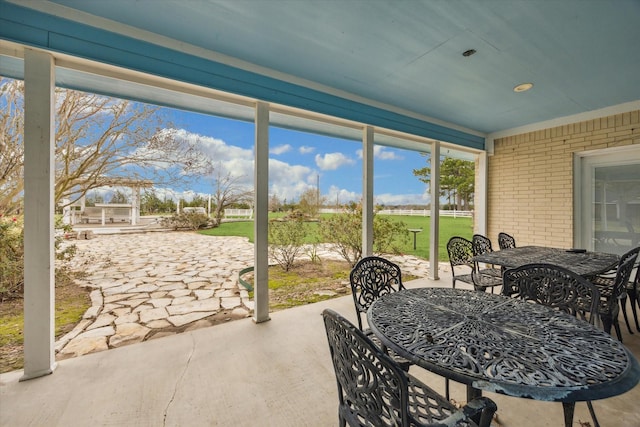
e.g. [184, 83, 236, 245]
[573, 144, 640, 250]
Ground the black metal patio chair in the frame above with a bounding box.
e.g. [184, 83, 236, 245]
[502, 263, 600, 324]
[349, 256, 412, 371]
[350, 256, 455, 398]
[446, 236, 475, 289]
[497, 232, 516, 250]
[590, 250, 640, 334]
[588, 246, 640, 341]
[624, 264, 640, 332]
[502, 263, 602, 427]
[470, 234, 503, 292]
[322, 308, 498, 427]
[471, 235, 502, 276]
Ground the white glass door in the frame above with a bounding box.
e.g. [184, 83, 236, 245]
[576, 145, 640, 255]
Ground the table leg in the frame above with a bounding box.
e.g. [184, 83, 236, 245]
[466, 386, 483, 425]
[562, 402, 575, 427]
[466, 385, 482, 402]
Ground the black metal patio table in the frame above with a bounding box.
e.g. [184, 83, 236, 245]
[367, 287, 640, 427]
[472, 245, 619, 277]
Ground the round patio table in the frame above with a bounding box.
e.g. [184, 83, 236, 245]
[367, 287, 640, 427]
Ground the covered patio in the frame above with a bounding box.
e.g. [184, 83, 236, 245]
[1, 1, 639, 424]
[2, 273, 639, 426]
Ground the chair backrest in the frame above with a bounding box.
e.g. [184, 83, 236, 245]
[498, 232, 516, 250]
[446, 236, 473, 269]
[632, 258, 640, 290]
[349, 256, 405, 330]
[502, 263, 600, 323]
[322, 309, 409, 427]
[602, 246, 640, 314]
[472, 234, 494, 256]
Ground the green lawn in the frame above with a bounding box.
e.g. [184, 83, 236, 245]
[199, 214, 473, 261]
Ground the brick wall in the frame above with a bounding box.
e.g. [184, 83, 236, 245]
[487, 110, 640, 248]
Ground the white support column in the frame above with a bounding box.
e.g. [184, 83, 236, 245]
[253, 101, 270, 323]
[476, 150, 489, 236]
[131, 187, 140, 225]
[21, 49, 56, 381]
[429, 142, 441, 280]
[362, 126, 374, 257]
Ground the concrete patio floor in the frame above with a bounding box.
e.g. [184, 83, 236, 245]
[2, 272, 639, 427]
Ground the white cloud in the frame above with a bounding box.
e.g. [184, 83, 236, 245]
[325, 185, 360, 205]
[176, 129, 255, 190]
[270, 144, 292, 155]
[356, 146, 402, 160]
[375, 192, 429, 206]
[375, 146, 402, 160]
[315, 152, 355, 170]
[299, 146, 315, 154]
[268, 158, 315, 201]
[124, 128, 426, 207]
[171, 129, 327, 202]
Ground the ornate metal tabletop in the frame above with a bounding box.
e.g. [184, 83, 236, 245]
[367, 288, 639, 403]
[472, 246, 619, 277]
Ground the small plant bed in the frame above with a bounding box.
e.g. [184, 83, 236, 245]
[245, 260, 351, 311]
[246, 259, 417, 312]
[0, 280, 91, 374]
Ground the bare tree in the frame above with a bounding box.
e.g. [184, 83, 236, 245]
[268, 193, 282, 212]
[210, 168, 253, 225]
[0, 77, 212, 214]
[0, 79, 25, 214]
[297, 188, 325, 218]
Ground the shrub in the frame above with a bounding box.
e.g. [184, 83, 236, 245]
[268, 218, 306, 271]
[319, 208, 361, 267]
[0, 215, 24, 301]
[319, 203, 409, 267]
[161, 212, 213, 230]
[0, 215, 77, 301]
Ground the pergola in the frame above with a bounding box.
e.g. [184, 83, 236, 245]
[1, 0, 639, 380]
[66, 177, 154, 226]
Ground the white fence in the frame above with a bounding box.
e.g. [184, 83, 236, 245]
[378, 209, 473, 218]
[319, 208, 472, 218]
[224, 208, 253, 219]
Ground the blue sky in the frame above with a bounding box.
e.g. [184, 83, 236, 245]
[164, 108, 432, 206]
[0, 76, 432, 207]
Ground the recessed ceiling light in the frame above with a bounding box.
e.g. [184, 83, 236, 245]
[462, 49, 476, 57]
[513, 83, 534, 92]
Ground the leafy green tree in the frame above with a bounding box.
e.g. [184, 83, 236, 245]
[413, 155, 474, 210]
[440, 159, 474, 210]
[85, 193, 104, 207]
[141, 190, 164, 214]
[185, 195, 207, 208]
[164, 198, 177, 213]
[109, 189, 129, 204]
